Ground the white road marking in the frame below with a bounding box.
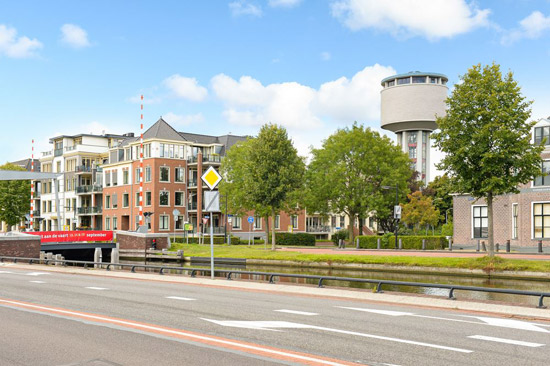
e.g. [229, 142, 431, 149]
[29, 280, 46, 284]
[85, 287, 108, 290]
[25, 272, 50, 276]
[274, 309, 318, 316]
[468, 335, 545, 347]
[340, 306, 550, 333]
[0, 271, 13, 274]
[202, 319, 473, 353]
[166, 296, 196, 301]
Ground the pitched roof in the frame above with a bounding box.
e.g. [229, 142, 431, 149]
[143, 117, 185, 141]
[9, 158, 41, 172]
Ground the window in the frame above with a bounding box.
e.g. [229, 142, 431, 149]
[512, 204, 518, 239]
[232, 216, 241, 229]
[123, 170, 129, 184]
[340, 216, 345, 228]
[105, 217, 111, 230]
[123, 193, 129, 208]
[145, 166, 151, 182]
[387, 80, 395, 87]
[135, 192, 140, 207]
[534, 161, 550, 186]
[160, 166, 169, 182]
[113, 217, 118, 230]
[397, 77, 410, 85]
[145, 191, 152, 206]
[407, 133, 417, 144]
[106, 195, 111, 209]
[112, 170, 118, 186]
[159, 215, 169, 230]
[412, 76, 426, 83]
[105, 171, 111, 186]
[291, 215, 298, 229]
[534, 203, 550, 239]
[473, 206, 488, 238]
[135, 168, 140, 183]
[274, 215, 280, 229]
[254, 216, 262, 230]
[66, 199, 71, 211]
[409, 147, 417, 159]
[175, 191, 184, 206]
[534, 126, 550, 145]
[144, 143, 151, 158]
[160, 191, 169, 206]
[175, 167, 185, 183]
[112, 194, 118, 209]
[430, 77, 438, 84]
[175, 216, 184, 230]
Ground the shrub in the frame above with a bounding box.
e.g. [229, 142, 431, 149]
[331, 229, 349, 245]
[357, 235, 447, 250]
[441, 222, 453, 237]
[275, 232, 316, 246]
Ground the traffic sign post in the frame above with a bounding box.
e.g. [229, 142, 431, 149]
[201, 167, 223, 280]
[172, 209, 180, 244]
[247, 216, 254, 246]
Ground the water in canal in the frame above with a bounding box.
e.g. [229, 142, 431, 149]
[121, 259, 550, 307]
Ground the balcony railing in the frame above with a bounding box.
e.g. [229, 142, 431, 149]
[54, 148, 64, 157]
[65, 145, 77, 152]
[42, 151, 53, 157]
[76, 165, 93, 173]
[203, 154, 221, 163]
[306, 225, 331, 233]
[187, 156, 199, 164]
[188, 202, 198, 210]
[188, 180, 197, 188]
[32, 210, 40, 217]
[77, 206, 103, 215]
[33, 191, 41, 198]
[76, 185, 103, 194]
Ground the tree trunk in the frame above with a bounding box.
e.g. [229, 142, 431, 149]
[487, 192, 494, 257]
[271, 207, 276, 251]
[348, 214, 355, 245]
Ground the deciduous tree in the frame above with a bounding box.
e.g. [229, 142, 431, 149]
[402, 191, 440, 234]
[0, 163, 30, 231]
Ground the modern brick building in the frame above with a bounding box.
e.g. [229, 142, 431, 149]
[453, 117, 550, 247]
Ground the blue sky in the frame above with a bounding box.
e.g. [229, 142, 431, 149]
[1, 0, 549, 178]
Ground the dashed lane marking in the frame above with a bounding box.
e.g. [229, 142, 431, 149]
[274, 309, 319, 316]
[85, 287, 108, 290]
[468, 335, 545, 347]
[166, 296, 196, 301]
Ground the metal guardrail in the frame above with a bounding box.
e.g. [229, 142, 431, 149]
[1, 256, 549, 309]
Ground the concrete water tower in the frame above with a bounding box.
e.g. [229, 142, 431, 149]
[380, 71, 448, 184]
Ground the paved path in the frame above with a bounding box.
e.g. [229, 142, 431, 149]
[278, 247, 550, 260]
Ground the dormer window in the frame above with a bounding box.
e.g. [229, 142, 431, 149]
[534, 126, 550, 145]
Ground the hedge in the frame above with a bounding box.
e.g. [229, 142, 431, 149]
[174, 236, 242, 245]
[275, 232, 316, 246]
[357, 235, 447, 250]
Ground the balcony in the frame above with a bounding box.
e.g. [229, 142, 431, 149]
[33, 191, 41, 198]
[76, 185, 103, 194]
[54, 148, 64, 157]
[65, 145, 77, 152]
[76, 165, 93, 173]
[42, 151, 53, 157]
[188, 202, 198, 210]
[77, 206, 103, 215]
[188, 180, 197, 188]
[32, 210, 41, 217]
[187, 156, 199, 164]
[203, 155, 221, 164]
[306, 225, 331, 233]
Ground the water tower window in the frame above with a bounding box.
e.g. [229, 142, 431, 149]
[388, 80, 395, 87]
[442, 79, 447, 85]
[407, 133, 417, 144]
[430, 77, 438, 84]
[412, 76, 426, 83]
[397, 77, 410, 85]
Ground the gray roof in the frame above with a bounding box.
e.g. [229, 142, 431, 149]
[143, 118, 186, 141]
[8, 158, 41, 172]
[381, 71, 448, 85]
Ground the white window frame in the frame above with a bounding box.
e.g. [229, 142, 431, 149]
[531, 201, 550, 239]
[159, 166, 170, 182]
[175, 167, 185, 183]
[159, 191, 169, 206]
[175, 191, 185, 206]
[274, 215, 280, 230]
[291, 215, 298, 230]
[232, 216, 241, 230]
[512, 203, 518, 240]
[254, 216, 262, 230]
[471, 205, 488, 239]
[159, 215, 169, 231]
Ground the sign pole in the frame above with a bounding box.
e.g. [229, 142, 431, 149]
[210, 211, 214, 280]
[201, 166, 222, 281]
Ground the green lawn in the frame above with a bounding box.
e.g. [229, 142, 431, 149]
[170, 243, 550, 273]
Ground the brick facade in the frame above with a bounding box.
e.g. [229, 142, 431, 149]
[0, 235, 41, 258]
[116, 231, 169, 250]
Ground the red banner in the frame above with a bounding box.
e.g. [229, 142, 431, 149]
[28, 231, 114, 243]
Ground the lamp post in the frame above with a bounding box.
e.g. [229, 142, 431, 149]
[382, 185, 399, 249]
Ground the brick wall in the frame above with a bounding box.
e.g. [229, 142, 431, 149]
[0, 236, 41, 258]
[116, 231, 169, 250]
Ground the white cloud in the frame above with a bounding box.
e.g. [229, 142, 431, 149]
[330, 0, 490, 40]
[320, 51, 331, 61]
[0, 24, 42, 58]
[269, 0, 302, 8]
[501, 11, 550, 45]
[60, 24, 91, 48]
[211, 64, 396, 156]
[229, 1, 263, 17]
[163, 74, 208, 102]
[163, 112, 205, 126]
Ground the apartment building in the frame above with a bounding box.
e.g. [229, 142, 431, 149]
[453, 117, 550, 246]
[36, 133, 125, 231]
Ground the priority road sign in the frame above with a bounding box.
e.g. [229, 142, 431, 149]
[201, 166, 222, 190]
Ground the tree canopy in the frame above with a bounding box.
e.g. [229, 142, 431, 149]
[0, 162, 30, 230]
[432, 63, 543, 255]
[219, 124, 305, 250]
[305, 123, 411, 242]
[402, 191, 440, 233]
[424, 174, 455, 224]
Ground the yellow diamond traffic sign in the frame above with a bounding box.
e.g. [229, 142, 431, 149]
[201, 166, 222, 190]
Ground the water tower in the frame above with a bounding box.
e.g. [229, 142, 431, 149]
[380, 71, 448, 184]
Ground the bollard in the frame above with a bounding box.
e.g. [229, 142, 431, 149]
[422, 239, 426, 250]
[398, 238, 402, 250]
[338, 239, 342, 249]
[94, 247, 102, 269]
[476, 240, 480, 252]
[111, 248, 120, 270]
[377, 238, 381, 250]
[538, 240, 543, 253]
[448, 238, 452, 251]
[496, 243, 499, 252]
[356, 237, 360, 249]
[39, 251, 45, 264]
[481, 241, 487, 252]
[55, 254, 63, 266]
[506, 240, 510, 253]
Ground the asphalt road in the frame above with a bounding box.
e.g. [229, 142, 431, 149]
[0, 265, 549, 366]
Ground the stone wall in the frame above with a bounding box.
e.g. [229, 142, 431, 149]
[0, 235, 41, 258]
[116, 231, 170, 250]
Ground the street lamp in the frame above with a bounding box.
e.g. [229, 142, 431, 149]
[382, 185, 400, 249]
